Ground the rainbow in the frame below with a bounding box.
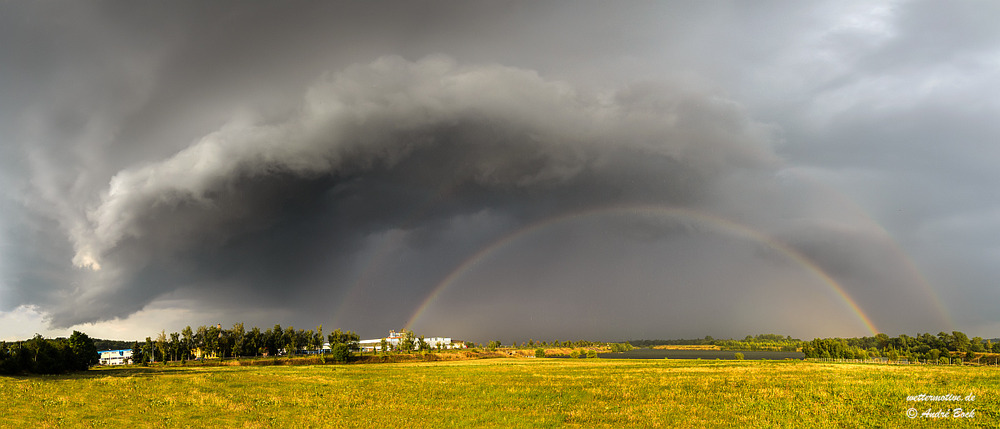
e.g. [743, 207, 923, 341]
[779, 168, 954, 330]
[329, 183, 461, 328]
[404, 204, 880, 336]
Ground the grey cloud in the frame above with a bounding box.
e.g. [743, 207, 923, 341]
[36, 55, 780, 327]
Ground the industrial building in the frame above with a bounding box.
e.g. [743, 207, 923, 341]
[98, 349, 133, 365]
[358, 330, 466, 352]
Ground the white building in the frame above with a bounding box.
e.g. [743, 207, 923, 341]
[98, 349, 133, 365]
[358, 338, 383, 352]
[358, 330, 467, 352]
[424, 337, 459, 350]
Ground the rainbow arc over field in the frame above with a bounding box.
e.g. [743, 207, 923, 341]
[404, 204, 881, 336]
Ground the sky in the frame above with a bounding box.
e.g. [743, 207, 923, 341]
[1, 1, 999, 343]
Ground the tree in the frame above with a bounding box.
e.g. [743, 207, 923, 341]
[67, 331, 98, 370]
[379, 338, 388, 354]
[181, 326, 194, 360]
[970, 337, 985, 353]
[218, 329, 230, 359]
[169, 332, 180, 362]
[734, 352, 745, 360]
[418, 335, 429, 352]
[315, 325, 324, 353]
[950, 331, 971, 352]
[927, 349, 941, 362]
[296, 329, 311, 353]
[610, 343, 633, 353]
[399, 331, 417, 352]
[0, 342, 24, 374]
[331, 343, 351, 363]
[156, 331, 168, 363]
[0, 343, 10, 374]
[327, 329, 360, 353]
[886, 349, 898, 361]
[874, 333, 890, 351]
[131, 341, 142, 365]
[195, 325, 209, 358]
[399, 330, 416, 352]
[205, 325, 220, 358]
[0, 334, 102, 374]
[25, 335, 64, 374]
[247, 327, 263, 356]
[282, 326, 293, 355]
[231, 322, 245, 358]
[263, 326, 280, 356]
[535, 348, 545, 358]
[145, 337, 154, 363]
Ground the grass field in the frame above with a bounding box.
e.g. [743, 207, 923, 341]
[1, 358, 997, 427]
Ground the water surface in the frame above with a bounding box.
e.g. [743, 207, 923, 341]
[595, 349, 804, 360]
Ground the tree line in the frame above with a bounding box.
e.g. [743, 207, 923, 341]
[132, 323, 360, 364]
[628, 334, 802, 351]
[801, 331, 997, 363]
[0, 331, 98, 375]
[478, 339, 619, 350]
[93, 338, 134, 351]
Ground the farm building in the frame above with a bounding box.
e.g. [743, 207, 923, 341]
[98, 349, 133, 365]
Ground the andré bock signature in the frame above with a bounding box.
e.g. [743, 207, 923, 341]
[905, 393, 977, 419]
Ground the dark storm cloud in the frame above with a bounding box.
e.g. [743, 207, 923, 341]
[53, 55, 781, 326]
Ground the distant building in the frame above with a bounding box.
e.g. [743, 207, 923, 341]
[358, 338, 383, 352]
[358, 330, 467, 352]
[98, 349, 133, 365]
[192, 347, 217, 360]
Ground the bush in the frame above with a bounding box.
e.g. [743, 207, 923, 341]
[586, 350, 597, 359]
[535, 349, 545, 358]
[734, 352, 744, 360]
[610, 343, 627, 353]
[331, 343, 351, 363]
[569, 350, 580, 358]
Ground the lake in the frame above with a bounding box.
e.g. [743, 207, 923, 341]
[594, 349, 804, 360]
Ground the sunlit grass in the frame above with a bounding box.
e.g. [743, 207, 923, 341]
[1, 358, 997, 427]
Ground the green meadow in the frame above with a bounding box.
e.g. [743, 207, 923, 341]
[1, 358, 997, 427]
